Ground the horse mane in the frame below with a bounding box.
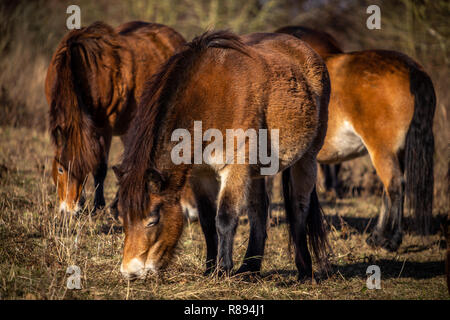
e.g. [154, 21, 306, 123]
[118, 30, 248, 214]
[49, 21, 122, 179]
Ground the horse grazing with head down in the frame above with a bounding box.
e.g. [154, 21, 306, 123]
[46, 21, 185, 214]
[276, 26, 436, 251]
[114, 30, 330, 281]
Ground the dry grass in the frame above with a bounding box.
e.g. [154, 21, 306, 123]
[0, 0, 448, 300]
[0, 127, 447, 300]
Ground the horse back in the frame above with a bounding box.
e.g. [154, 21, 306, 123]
[46, 21, 185, 138]
[275, 25, 343, 57]
[179, 33, 329, 168]
[110, 22, 185, 134]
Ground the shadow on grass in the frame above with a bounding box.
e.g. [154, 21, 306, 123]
[269, 202, 446, 236]
[261, 259, 445, 283]
[332, 259, 445, 280]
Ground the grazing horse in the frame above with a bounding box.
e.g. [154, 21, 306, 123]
[276, 26, 436, 251]
[45, 21, 185, 214]
[114, 30, 330, 281]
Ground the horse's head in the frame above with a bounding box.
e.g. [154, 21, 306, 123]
[52, 157, 85, 215]
[51, 126, 88, 215]
[114, 166, 184, 280]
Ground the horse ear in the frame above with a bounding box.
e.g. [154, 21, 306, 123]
[146, 168, 166, 193]
[112, 165, 123, 180]
[54, 126, 65, 148]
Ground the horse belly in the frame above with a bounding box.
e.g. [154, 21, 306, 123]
[318, 120, 367, 164]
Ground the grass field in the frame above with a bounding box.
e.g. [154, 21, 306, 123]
[0, 126, 447, 300]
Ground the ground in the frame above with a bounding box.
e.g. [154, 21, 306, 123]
[0, 126, 447, 299]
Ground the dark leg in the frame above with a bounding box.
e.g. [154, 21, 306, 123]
[93, 162, 107, 210]
[236, 177, 268, 275]
[322, 163, 343, 198]
[216, 166, 249, 275]
[191, 175, 219, 275]
[366, 152, 404, 251]
[265, 176, 274, 222]
[284, 157, 318, 280]
[110, 191, 119, 221]
[331, 163, 342, 198]
[93, 133, 112, 211]
[322, 164, 332, 191]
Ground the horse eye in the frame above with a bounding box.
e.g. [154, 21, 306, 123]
[145, 214, 160, 228]
[145, 205, 161, 228]
[58, 167, 64, 174]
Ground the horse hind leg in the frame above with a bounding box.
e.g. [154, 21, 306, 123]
[283, 155, 327, 281]
[366, 151, 404, 251]
[235, 177, 268, 276]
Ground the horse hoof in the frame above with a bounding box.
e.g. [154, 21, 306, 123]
[203, 267, 215, 277]
[366, 232, 380, 247]
[234, 271, 260, 282]
[366, 232, 402, 252]
[235, 261, 261, 275]
[94, 203, 105, 211]
[297, 275, 317, 284]
[216, 267, 233, 278]
[234, 265, 261, 281]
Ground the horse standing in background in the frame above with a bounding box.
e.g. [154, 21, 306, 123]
[276, 26, 436, 251]
[46, 21, 185, 214]
[114, 31, 330, 281]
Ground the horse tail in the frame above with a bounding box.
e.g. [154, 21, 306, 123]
[282, 168, 329, 268]
[404, 65, 436, 234]
[306, 185, 329, 268]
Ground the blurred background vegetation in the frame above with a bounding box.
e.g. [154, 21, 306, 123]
[0, 0, 448, 211]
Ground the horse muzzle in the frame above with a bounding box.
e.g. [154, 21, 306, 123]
[120, 258, 157, 281]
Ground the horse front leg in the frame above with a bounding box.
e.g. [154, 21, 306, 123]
[190, 174, 219, 276]
[216, 166, 250, 276]
[93, 162, 107, 211]
[93, 133, 112, 212]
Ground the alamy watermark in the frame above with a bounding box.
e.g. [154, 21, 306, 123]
[366, 5, 381, 29]
[66, 265, 81, 289]
[366, 265, 381, 289]
[66, 5, 81, 30]
[171, 121, 279, 175]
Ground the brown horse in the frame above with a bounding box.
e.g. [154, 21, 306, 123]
[276, 26, 436, 251]
[45, 21, 185, 214]
[113, 30, 330, 281]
